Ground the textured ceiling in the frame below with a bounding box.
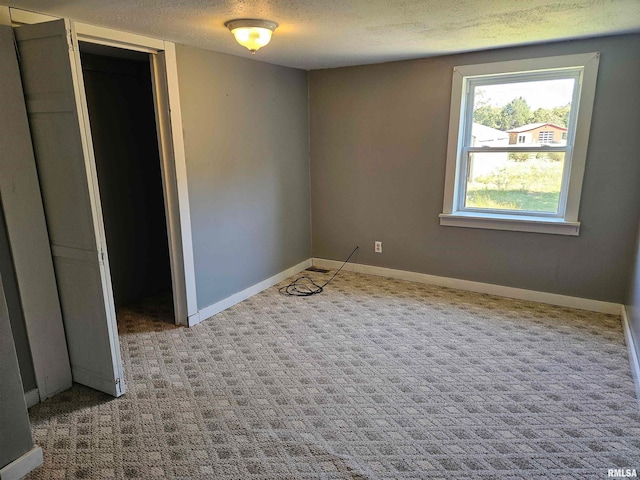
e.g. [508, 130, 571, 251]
[3, 0, 640, 70]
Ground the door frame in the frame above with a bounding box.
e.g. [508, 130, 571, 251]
[74, 22, 198, 327]
[10, 8, 198, 327]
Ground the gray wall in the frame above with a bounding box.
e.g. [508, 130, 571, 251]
[627, 219, 640, 362]
[0, 270, 34, 469]
[310, 34, 640, 303]
[175, 46, 311, 309]
[81, 52, 172, 307]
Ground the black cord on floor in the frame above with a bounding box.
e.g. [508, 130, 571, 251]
[279, 246, 359, 297]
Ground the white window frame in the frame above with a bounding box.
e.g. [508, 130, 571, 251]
[440, 53, 599, 236]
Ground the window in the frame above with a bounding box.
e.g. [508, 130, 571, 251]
[440, 53, 599, 235]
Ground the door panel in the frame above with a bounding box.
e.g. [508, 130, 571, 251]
[0, 24, 72, 400]
[15, 19, 124, 397]
[26, 112, 96, 248]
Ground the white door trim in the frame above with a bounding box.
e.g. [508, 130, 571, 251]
[75, 22, 164, 52]
[149, 45, 199, 325]
[74, 24, 197, 326]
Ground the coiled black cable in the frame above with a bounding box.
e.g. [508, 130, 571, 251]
[279, 246, 359, 296]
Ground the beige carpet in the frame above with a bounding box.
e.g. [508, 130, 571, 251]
[26, 271, 640, 479]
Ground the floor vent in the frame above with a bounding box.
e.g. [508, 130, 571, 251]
[306, 266, 331, 273]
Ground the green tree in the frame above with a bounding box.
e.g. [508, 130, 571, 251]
[473, 105, 503, 129]
[473, 98, 568, 132]
[500, 97, 532, 130]
[531, 104, 571, 127]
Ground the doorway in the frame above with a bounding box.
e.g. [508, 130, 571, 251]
[79, 43, 174, 323]
[9, 15, 196, 399]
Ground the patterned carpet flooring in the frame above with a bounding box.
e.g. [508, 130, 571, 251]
[26, 271, 640, 479]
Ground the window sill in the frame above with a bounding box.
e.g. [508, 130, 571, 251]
[439, 212, 580, 236]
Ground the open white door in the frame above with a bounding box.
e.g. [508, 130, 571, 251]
[15, 19, 125, 397]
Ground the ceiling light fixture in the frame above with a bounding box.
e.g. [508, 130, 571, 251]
[224, 19, 278, 54]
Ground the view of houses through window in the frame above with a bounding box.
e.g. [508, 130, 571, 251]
[466, 77, 575, 213]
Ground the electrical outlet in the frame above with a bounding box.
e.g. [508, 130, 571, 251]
[374, 241, 382, 253]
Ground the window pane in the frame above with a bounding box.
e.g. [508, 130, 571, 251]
[471, 78, 574, 147]
[465, 151, 565, 213]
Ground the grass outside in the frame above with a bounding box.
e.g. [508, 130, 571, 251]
[466, 189, 560, 212]
[466, 155, 563, 213]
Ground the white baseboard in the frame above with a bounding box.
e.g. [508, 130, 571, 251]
[0, 446, 43, 480]
[621, 306, 640, 409]
[312, 258, 622, 315]
[24, 388, 39, 408]
[191, 259, 312, 326]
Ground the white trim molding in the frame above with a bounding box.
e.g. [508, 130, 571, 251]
[312, 258, 621, 315]
[621, 306, 640, 409]
[193, 259, 312, 327]
[161, 42, 199, 324]
[0, 446, 43, 480]
[75, 22, 163, 52]
[439, 212, 580, 236]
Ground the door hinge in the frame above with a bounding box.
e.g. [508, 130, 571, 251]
[66, 28, 75, 52]
[99, 249, 105, 263]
